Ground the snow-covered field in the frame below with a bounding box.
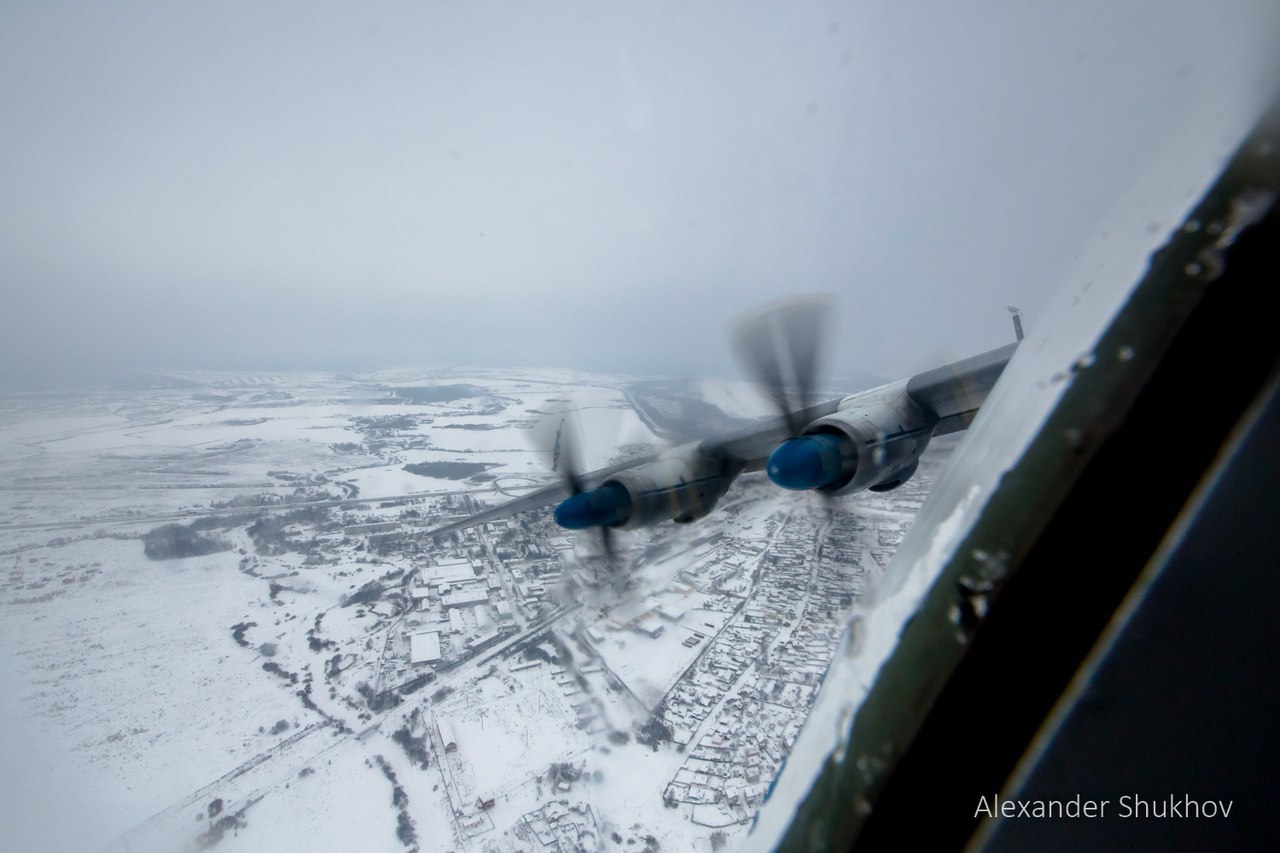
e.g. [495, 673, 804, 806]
[1, 368, 940, 853]
[592, 600, 731, 709]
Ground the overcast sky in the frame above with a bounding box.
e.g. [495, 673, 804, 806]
[1, 1, 1275, 388]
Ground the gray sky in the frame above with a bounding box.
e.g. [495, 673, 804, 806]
[1, 1, 1275, 388]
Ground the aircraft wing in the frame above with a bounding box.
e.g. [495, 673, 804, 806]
[906, 342, 1020, 435]
[425, 342, 1017, 538]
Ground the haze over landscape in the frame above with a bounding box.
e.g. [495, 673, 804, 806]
[3, 1, 1275, 387]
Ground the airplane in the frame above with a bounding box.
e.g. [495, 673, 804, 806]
[427, 298, 1023, 547]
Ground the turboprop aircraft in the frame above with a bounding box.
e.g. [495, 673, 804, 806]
[426, 298, 1022, 547]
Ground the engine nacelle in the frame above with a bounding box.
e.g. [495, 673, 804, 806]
[554, 444, 741, 530]
[804, 398, 933, 495]
[605, 447, 740, 528]
[766, 381, 934, 496]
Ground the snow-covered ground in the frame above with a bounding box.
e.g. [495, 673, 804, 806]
[1, 368, 944, 852]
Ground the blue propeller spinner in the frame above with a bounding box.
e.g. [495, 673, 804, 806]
[553, 482, 632, 530]
[766, 433, 848, 491]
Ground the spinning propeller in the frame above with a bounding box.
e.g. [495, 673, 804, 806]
[540, 413, 627, 569]
[731, 295, 852, 492]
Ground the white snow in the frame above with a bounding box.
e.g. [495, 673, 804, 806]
[594, 605, 731, 708]
[410, 632, 442, 664]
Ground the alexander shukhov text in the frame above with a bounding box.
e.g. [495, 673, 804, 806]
[975, 794, 1234, 819]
